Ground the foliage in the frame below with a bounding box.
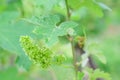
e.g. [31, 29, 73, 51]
[0, 11, 35, 70]
[1, 0, 119, 80]
[87, 68, 111, 80]
[33, 14, 78, 46]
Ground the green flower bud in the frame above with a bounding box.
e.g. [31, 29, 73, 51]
[54, 54, 66, 65]
[20, 36, 53, 68]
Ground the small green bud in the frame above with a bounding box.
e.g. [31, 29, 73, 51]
[20, 36, 53, 68]
[54, 54, 66, 65]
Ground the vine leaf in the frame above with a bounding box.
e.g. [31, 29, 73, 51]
[35, 0, 59, 12]
[82, 0, 103, 17]
[86, 42, 106, 64]
[97, 2, 112, 11]
[78, 71, 84, 80]
[16, 53, 32, 70]
[67, 0, 105, 17]
[33, 15, 78, 46]
[94, 52, 106, 64]
[68, 0, 81, 10]
[0, 12, 34, 70]
[88, 69, 112, 80]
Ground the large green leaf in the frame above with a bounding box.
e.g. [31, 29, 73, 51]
[0, 12, 34, 69]
[16, 53, 32, 70]
[88, 69, 111, 80]
[68, 0, 104, 17]
[96, 2, 112, 11]
[94, 52, 106, 64]
[78, 71, 84, 80]
[33, 15, 78, 46]
[82, 0, 104, 17]
[68, 0, 81, 10]
[34, 0, 60, 15]
[86, 42, 106, 64]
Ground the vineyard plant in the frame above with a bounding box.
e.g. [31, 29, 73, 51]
[0, 0, 120, 80]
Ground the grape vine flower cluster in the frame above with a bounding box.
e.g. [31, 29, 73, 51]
[54, 54, 66, 65]
[20, 36, 53, 68]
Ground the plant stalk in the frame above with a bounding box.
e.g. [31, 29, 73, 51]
[65, 0, 78, 80]
[71, 40, 78, 80]
[65, 0, 70, 20]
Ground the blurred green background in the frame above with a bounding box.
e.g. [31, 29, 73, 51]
[0, 0, 120, 80]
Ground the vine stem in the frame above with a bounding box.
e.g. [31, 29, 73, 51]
[65, 0, 70, 20]
[65, 0, 78, 80]
[71, 40, 78, 80]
